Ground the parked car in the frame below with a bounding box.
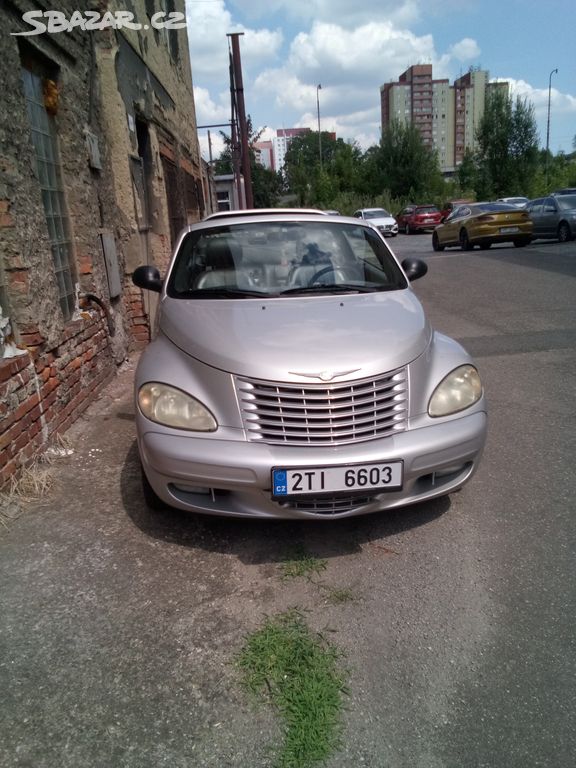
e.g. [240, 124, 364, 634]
[353, 207, 398, 237]
[432, 201, 533, 251]
[496, 196, 529, 208]
[395, 204, 442, 234]
[132, 209, 487, 519]
[440, 199, 474, 222]
[525, 195, 576, 242]
[551, 188, 576, 196]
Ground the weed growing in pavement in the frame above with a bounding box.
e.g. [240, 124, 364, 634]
[236, 608, 348, 768]
[280, 545, 327, 581]
[322, 586, 356, 605]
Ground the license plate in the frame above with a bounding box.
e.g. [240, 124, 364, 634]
[500, 226, 519, 234]
[272, 462, 403, 498]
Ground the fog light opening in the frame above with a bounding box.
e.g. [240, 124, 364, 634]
[172, 484, 214, 498]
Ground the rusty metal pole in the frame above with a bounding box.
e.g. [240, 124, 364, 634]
[228, 32, 253, 209]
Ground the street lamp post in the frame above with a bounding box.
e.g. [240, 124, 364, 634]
[316, 84, 322, 170]
[545, 68, 558, 187]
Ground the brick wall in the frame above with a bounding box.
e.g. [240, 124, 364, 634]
[0, 310, 115, 487]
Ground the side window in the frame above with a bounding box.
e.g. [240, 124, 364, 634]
[529, 200, 542, 213]
[543, 197, 557, 212]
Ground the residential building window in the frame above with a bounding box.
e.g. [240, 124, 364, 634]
[21, 65, 75, 320]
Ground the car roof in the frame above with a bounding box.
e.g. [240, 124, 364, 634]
[203, 207, 328, 220]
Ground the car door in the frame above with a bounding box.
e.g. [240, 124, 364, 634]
[398, 207, 413, 231]
[440, 206, 469, 245]
[526, 199, 544, 237]
[541, 197, 560, 237]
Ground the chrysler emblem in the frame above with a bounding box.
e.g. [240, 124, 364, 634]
[289, 368, 360, 381]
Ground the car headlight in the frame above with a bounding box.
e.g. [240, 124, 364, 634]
[428, 365, 483, 417]
[138, 383, 217, 431]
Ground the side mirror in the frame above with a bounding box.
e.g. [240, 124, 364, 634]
[133, 265, 162, 293]
[401, 258, 428, 282]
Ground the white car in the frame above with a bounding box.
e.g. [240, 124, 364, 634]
[353, 208, 398, 237]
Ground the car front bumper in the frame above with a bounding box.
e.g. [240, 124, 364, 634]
[138, 411, 487, 519]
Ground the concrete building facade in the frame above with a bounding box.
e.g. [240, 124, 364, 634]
[381, 65, 507, 174]
[0, 0, 209, 487]
[272, 128, 311, 174]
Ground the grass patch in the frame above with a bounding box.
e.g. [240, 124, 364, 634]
[237, 608, 348, 768]
[280, 546, 327, 581]
[323, 586, 355, 605]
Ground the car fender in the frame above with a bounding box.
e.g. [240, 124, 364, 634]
[407, 331, 486, 424]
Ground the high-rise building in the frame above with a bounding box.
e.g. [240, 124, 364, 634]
[272, 128, 311, 173]
[380, 65, 508, 174]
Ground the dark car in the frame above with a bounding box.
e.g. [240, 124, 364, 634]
[396, 204, 442, 234]
[551, 188, 576, 196]
[526, 195, 576, 242]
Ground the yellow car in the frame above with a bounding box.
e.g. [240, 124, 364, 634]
[432, 202, 533, 251]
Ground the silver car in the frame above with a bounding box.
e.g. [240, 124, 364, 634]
[132, 211, 487, 519]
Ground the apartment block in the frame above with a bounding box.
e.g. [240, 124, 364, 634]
[381, 65, 508, 173]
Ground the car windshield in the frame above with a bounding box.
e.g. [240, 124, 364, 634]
[167, 220, 408, 299]
[363, 209, 391, 219]
[557, 195, 576, 210]
[415, 206, 439, 214]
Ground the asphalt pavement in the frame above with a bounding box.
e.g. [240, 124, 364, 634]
[1, 235, 575, 768]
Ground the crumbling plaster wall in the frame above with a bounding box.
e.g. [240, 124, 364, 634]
[1, 0, 130, 354]
[97, 0, 203, 278]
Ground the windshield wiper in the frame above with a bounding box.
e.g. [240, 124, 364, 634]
[178, 287, 279, 299]
[280, 283, 382, 296]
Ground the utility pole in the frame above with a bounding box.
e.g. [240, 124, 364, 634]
[316, 83, 322, 170]
[228, 33, 253, 209]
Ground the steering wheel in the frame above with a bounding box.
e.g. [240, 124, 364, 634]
[308, 265, 337, 285]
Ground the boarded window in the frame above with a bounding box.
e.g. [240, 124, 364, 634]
[161, 155, 185, 247]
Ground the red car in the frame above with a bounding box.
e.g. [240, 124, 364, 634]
[395, 204, 443, 234]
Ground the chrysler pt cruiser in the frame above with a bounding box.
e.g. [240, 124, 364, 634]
[132, 210, 487, 519]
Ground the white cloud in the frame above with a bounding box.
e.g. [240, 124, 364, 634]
[502, 78, 576, 116]
[287, 21, 437, 81]
[448, 37, 481, 62]
[186, 0, 282, 84]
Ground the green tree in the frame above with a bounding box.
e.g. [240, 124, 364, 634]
[362, 121, 444, 201]
[283, 132, 363, 206]
[475, 90, 539, 198]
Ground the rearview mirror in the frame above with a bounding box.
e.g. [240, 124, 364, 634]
[133, 265, 162, 293]
[401, 258, 428, 282]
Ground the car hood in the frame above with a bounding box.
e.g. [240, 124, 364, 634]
[367, 216, 396, 226]
[158, 291, 432, 381]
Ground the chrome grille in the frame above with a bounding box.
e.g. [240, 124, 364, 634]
[235, 369, 408, 446]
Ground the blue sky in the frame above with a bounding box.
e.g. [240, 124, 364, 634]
[185, 0, 575, 161]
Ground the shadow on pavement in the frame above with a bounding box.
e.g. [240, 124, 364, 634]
[120, 441, 450, 565]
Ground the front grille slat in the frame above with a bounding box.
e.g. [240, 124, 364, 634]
[236, 369, 408, 446]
